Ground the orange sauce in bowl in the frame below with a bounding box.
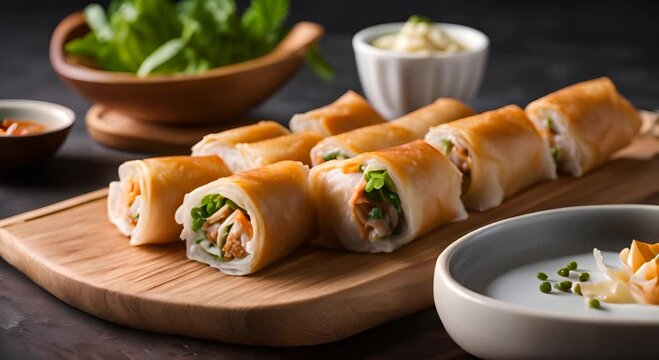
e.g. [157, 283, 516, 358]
[0, 119, 48, 136]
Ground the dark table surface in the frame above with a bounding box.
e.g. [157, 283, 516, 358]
[1, 1, 658, 359]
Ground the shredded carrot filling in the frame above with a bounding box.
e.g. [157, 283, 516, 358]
[343, 162, 361, 174]
[125, 179, 140, 207]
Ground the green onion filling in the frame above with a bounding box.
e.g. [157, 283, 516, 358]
[550, 146, 561, 163]
[190, 194, 242, 231]
[190, 193, 247, 260]
[439, 139, 454, 154]
[323, 150, 349, 162]
[363, 169, 402, 211]
[545, 116, 554, 129]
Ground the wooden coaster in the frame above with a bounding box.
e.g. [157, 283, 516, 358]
[86, 104, 242, 154]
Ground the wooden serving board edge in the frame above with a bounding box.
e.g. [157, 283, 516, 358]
[0, 208, 434, 346]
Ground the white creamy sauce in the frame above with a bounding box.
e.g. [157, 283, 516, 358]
[372, 19, 464, 54]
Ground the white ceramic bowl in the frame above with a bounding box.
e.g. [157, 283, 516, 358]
[433, 205, 659, 359]
[353, 23, 488, 119]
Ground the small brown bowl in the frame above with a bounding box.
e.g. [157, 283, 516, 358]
[0, 100, 75, 167]
[50, 12, 324, 125]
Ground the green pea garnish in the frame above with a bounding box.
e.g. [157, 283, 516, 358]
[588, 298, 601, 309]
[573, 283, 582, 296]
[539, 282, 551, 293]
[578, 272, 590, 282]
[536, 272, 548, 281]
[566, 261, 578, 270]
[557, 268, 569, 277]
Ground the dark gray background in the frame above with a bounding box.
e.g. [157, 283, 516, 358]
[1, 0, 658, 358]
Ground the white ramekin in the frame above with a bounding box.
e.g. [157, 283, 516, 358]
[353, 23, 489, 119]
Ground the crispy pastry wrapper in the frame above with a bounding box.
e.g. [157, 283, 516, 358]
[289, 90, 386, 137]
[525, 77, 641, 177]
[191, 121, 289, 173]
[309, 140, 466, 253]
[310, 98, 474, 165]
[108, 156, 231, 246]
[425, 105, 556, 211]
[175, 161, 315, 275]
[235, 132, 323, 169]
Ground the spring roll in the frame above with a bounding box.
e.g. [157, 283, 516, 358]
[309, 140, 466, 253]
[311, 98, 474, 165]
[425, 105, 556, 211]
[175, 161, 315, 275]
[191, 121, 290, 173]
[233, 132, 323, 171]
[525, 77, 642, 177]
[108, 156, 231, 246]
[289, 90, 386, 137]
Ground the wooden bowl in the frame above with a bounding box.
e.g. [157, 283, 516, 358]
[0, 100, 75, 167]
[50, 12, 324, 125]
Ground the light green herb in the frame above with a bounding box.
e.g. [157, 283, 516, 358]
[65, 0, 332, 79]
[323, 150, 348, 162]
[363, 169, 401, 211]
[216, 223, 233, 260]
[550, 146, 562, 163]
[545, 116, 554, 129]
[191, 194, 245, 231]
[439, 139, 454, 154]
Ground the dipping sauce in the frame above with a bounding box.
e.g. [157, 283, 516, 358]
[0, 119, 47, 136]
[372, 15, 465, 54]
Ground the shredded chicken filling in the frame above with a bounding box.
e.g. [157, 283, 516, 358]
[124, 178, 141, 225]
[443, 139, 472, 193]
[350, 181, 402, 242]
[200, 202, 253, 261]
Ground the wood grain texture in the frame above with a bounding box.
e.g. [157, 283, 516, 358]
[0, 136, 657, 346]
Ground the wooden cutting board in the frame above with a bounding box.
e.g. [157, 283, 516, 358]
[0, 136, 657, 346]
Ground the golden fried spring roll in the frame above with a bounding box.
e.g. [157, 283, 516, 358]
[525, 77, 642, 177]
[425, 105, 556, 211]
[108, 156, 231, 246]
[191, 121, 289, 173]
[309, 140, 466, 253]
[289, 90, 386, 137]
[310, 98, 474, 165]
[234, 132, 323, 170]
[175, 161, 315, 275]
